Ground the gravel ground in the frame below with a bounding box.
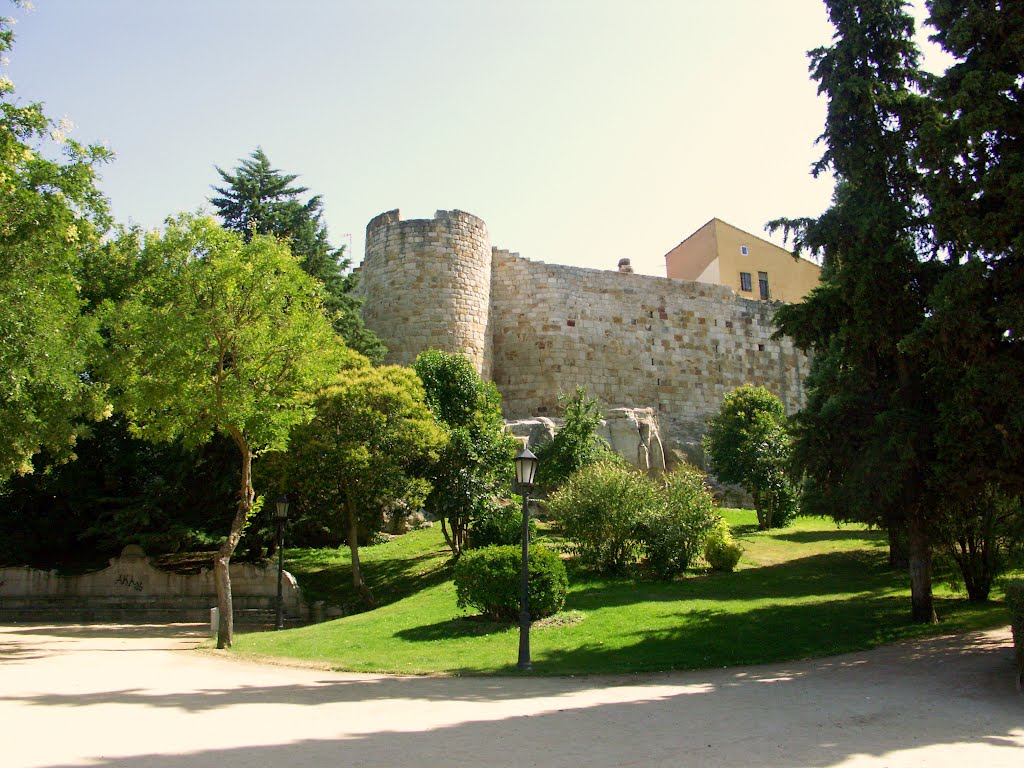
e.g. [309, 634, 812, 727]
[0, 622, 1021, 767]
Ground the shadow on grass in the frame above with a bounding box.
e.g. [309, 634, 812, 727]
[771, 529, 886, 544]
[538, 595, 1008, 676]
[292, 551, 453, 611]
[395, 616, 511, 642]
[566, 549, 900, 612]
[731, 523, 762, 536]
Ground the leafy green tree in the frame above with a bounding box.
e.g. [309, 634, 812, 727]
[0, 9, 113, 479]
[703, 386, 798, 530]
[284, 366, 447, 607]
[768, 0, 940, 622]
[102, 214, 361, 647]
[935, 488, 1024, 602]
[534, 386, 618, 490]
[413, 350, 518, 555]
[211, 148, 386, 363]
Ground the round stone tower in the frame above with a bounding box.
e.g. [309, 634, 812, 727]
[359, 209, 493, 377]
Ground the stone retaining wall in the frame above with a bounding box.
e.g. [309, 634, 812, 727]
[0, 545, 304, 623]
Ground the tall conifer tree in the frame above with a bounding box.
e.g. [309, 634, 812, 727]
[770, 0, 940, 622]
[211, 148, 386, 363]
[913, 0, 1024, 502]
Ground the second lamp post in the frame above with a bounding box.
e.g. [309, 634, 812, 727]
[514, 447, 539, 671]
[274, 494, 289, 630]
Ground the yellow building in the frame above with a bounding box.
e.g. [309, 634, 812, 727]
[664, 218, 820, 303]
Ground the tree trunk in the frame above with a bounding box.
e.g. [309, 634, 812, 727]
[347, 499, 375, 608]
[907, 510, 937, 624]
[440, 515, 455, 553]
[886, 520, 909, 569]
[216, 428, 255, 649]
[752, 489, 767, 530]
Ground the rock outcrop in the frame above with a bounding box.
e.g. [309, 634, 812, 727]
[506, 407, 667, 474]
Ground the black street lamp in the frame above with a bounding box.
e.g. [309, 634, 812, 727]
[514, 446, 539, 671]
[274, 494, 290, 630]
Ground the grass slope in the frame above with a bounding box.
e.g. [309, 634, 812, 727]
[232, 511, 1013, 675]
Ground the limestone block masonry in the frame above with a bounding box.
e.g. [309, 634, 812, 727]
[357, 209, 808, 457]
[359, 209, 493, 378]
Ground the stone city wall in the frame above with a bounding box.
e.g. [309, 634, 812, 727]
[359, 209, 493, 378]
[488, 250, 806, 455]
[358, 210, 808, 460]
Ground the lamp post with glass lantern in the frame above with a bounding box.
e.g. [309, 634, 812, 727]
[274, 494, 289, 630]
[514, 447, 539, 670]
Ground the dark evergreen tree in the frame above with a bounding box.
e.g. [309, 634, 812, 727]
[913, 0, 1024, 501]
[211, 148, 386, 363]
[769, 0, 941, 622]
[903, 1, 1024, 596]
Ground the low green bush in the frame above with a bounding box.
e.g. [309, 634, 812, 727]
[468, 499, 535, 549]
[704, 518, 743, 571]
[1005, 579, 1024, 688]
[641, 465, 720, 579]
[547, 461, 659, 574]
[454, 544, 568, 622]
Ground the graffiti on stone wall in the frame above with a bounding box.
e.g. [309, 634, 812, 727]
[114, 574, 144, 592]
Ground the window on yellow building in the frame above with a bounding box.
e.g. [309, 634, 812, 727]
[759, 271, 770, 299]
[740, 272, 752, 291]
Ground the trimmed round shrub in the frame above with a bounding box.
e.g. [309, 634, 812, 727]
[704, 518, 743, 571]
[468, 499, 535, 549]
[547, 461, 660, 574]
[454, 544, 568, 622]
[641, 464, 720, 579]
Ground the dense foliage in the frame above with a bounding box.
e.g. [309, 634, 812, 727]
[534, 387, 617, 490]
[0, 9, 112, 479]
[468, 499, 535, 549]
[0, 419, 239, 566]
[703, 385, 798, 530]
[211, 148, 385, 363]
[703, 518, 743, 572]
[550, 461, 726, 578]
[934, 489, 1024, 602]
[769, 0, 941, 622]
[769, 0, 1024, 621]
[413, 350, 518, 555]
[454, 544, 568, 622]
[547, 462, 658, 575]
[641, 465, 720, 579]
[282, 366, 447, 607]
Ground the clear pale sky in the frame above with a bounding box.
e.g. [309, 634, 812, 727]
[6, 0, 947, 276]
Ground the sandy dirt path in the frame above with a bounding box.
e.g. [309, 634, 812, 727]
[0, 623, 1021, 767]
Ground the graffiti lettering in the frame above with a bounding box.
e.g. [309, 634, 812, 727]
[115, 574, 144, 592]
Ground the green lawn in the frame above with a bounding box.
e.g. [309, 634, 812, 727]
[232, 511, 1014, 675]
